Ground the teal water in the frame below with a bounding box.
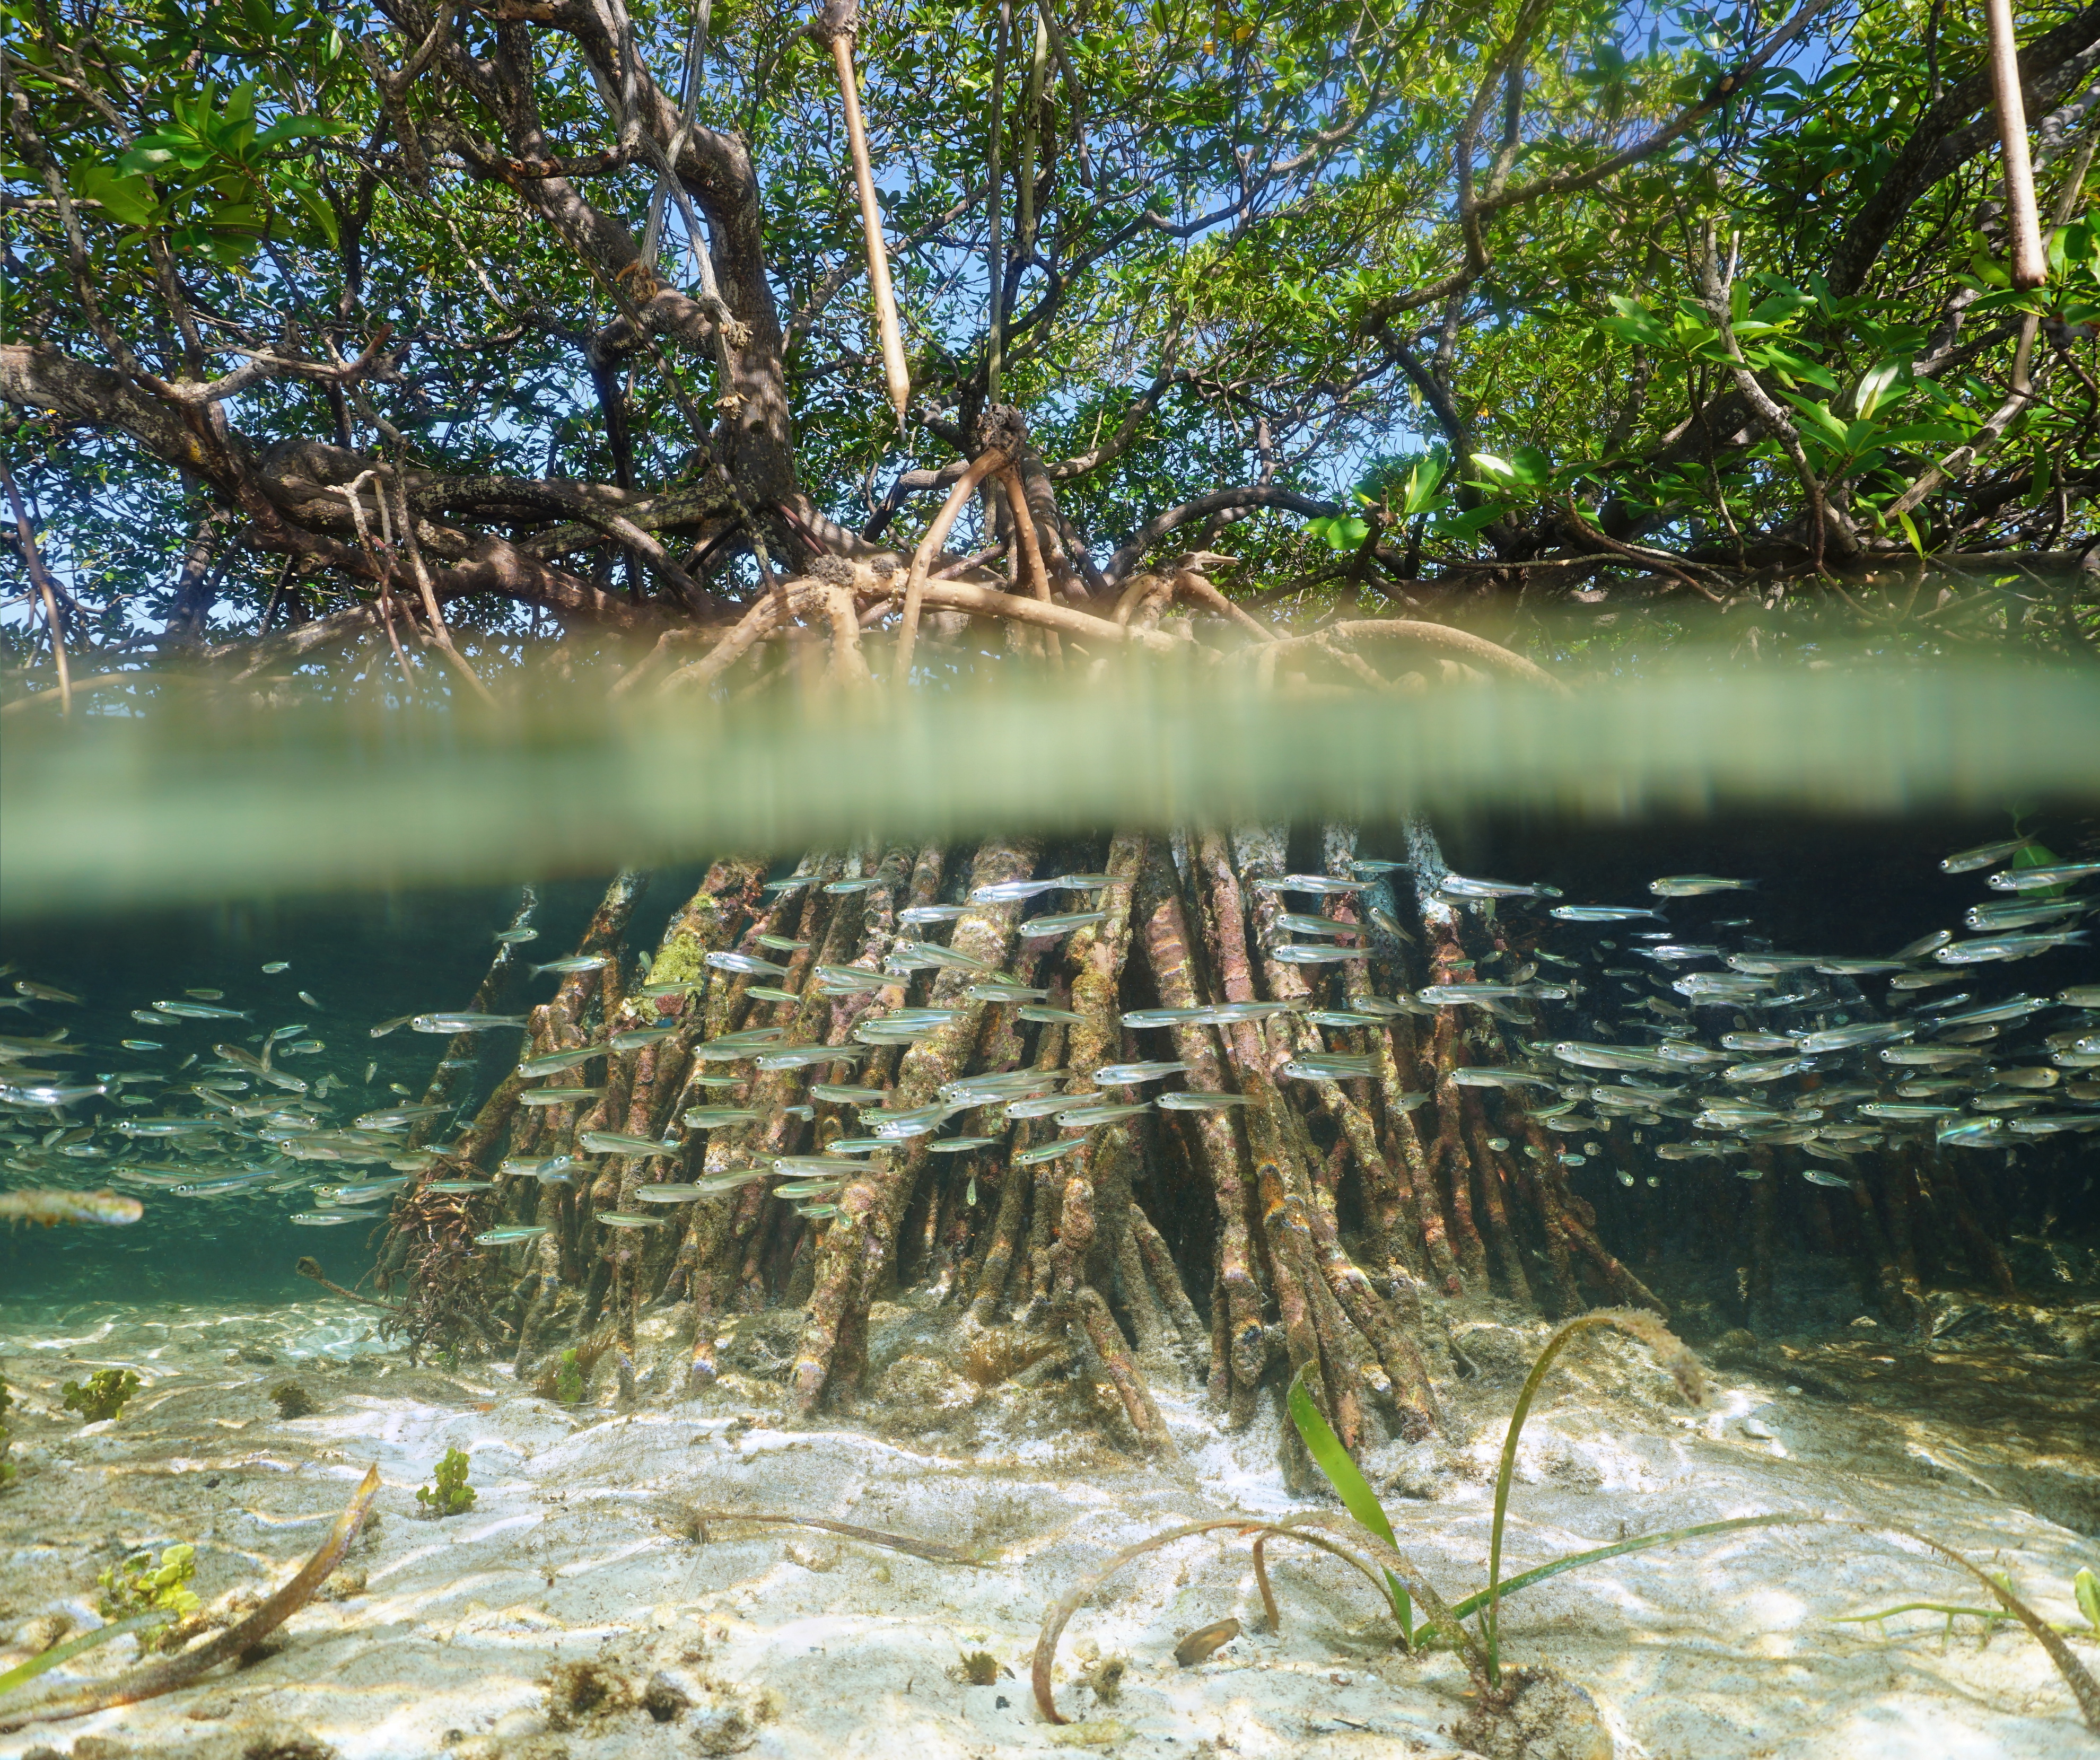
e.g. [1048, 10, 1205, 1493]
[3, 809, 2093, 1314]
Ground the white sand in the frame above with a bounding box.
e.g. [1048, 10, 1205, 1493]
[1, 1295, 2093, 1760]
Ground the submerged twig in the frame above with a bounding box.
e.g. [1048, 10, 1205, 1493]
[0, 1464, 380, 1731]
[294, 1255, 404, 1313]
[679, 1507, 987, 1565]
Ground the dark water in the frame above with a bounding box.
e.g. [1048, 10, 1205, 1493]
[2, 813, 2094, 1311]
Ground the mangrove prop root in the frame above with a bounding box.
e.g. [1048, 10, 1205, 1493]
[0, 1464, 380, 1732]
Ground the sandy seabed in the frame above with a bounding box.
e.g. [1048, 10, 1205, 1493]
[0, 1292, 2094, 1760]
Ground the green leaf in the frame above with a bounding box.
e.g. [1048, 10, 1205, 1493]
[1895, 510, 1925, 558]
[1288, 1372, 1412, 1642]
[2076, 1566, 2100, 1635]
[1854, 359, 1904, 419]
[69, 163, 159, 228]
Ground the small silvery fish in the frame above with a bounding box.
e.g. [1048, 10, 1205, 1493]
[823, 877, 886, 895]
[747, 985, 802, 1003]
[970, 878, 1066, 903]
[1368, 907, 1416, 943]
[632, 1185, 708, 1203]
[707, 951, 790, 977]
[1004, 1094, 1075, 1118]
[1648, 876, 1756, 897]
[518, 1044, 609, 1077]
[500, 1155, 571, 1177]
[891, 941, 998, 973]
[426, 1179, 495, 1193]
[519, 1087, 605, 1106]
[1251, 874, 1362, 898]
[1798, 1168, 1855, 1189]
[288, 1212, 357, 1226]
[1271, 945, 1360, 965]
[261, 961, 291, 974]
[1156, 1091, 1253, 1111]
[298, 991, 320, 1008]
[579, 1131, 677, 1156]
[133, 1009, 182, 1025]
[1350, 858, 1407, 876]
[810, 1083, 886, 1105]
[681, 1107, 767, 1127]
[813, 965, 890, 994]
[1985, 861, 2100, 891]
[762, 875, 815, 895]
[822, 1136, 895, 1154]
[1053, 874, 1115, 889]
[1013, 1137, 1089, 1164]
[1438, 873, 1562, 900]
[1725, 1057, 1811, 1083]
[1017, 1004, 1086, 1025]
[476, 1225, 550, 1244]
[1274, 912, 1359, 937]
[493, 927, 540, 943]
[899, 904, 968, 925]
[595, 1212, 664, 1229]
[929, 1136, 998, 1153]
[354, 1104, 452, 1128]
[1941, 837, 2036, 873]
[1936, 931, 2089, 963]
[1965, 899, 2087, 931]
[370, 1014, 418, 1037]
[2060, 985, 2100, 1008]
[756, 1045, 869, 1070]
[412, 1013, 526, 1033]
[1550, 905, 1661, 922]
[530, 955, 612, 976]
[638, 978, 704, 997]
[756, 934, 809, 952]
[1926, 995, 2045, 1027]
[153, 1000, 249, 1019]
[1306, 1010, 1385, 1028]
[1794, 1021, 1913, 1055]
[1449, 1069, 1556, 1088]
[120, 1039, 164, 1052]
[1284, 1055, 1377, 1081]
[772, 1155, 865, 1177]
[1019, 911, 1109, 939]
[611, 1025, 681, 1051]
[965, 983, 1052, 1003]
[1055, 1101, 1153, 1124]
[1096, 1061, 1189, 1084]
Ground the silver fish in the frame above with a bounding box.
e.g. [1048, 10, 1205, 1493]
[1019, 910, 1110, 939]
[476, 1224, 550, 1244]
[153, 1000, 249, 1020]
[968, 879, 1066, 903]
[1935, 931, 2088, 963]
[578, 1130, 677, 1155]
[1014, 1137, 1089, 1164]
[1551, 905, 1661, 922]
[1093, 1061, 1189, 1085]
[1985, 861, 2100, 891]
[1284, 1054, 1377, 1081]
[1055, 1101, 1154, 1124]
[517, 1044, 608, 1077]
[519, 1087, 605, 1107]
[1648, 875, 1756, 897]
[1271, 944, 1360, 965]
[493, 927, 541, 944]
[1438, 873, 1561, 900]
[528, 955, 612, 976]
[261, 961, 291, 973]
[1017, 1004, 1086, 1025]
[1156, 1091, 1254, 1111]
[898, 905, 969, 925]
[412, 1013, 526, 1033]
[706, 951, 790, 977]
[1941, 837, 2036, 873]
[1256, 874, 1366, 896]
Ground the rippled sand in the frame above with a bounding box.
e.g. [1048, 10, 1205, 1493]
[1, 1294, 2093, 1759]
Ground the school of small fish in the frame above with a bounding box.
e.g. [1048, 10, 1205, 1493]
[1, 842, 2092, 1250]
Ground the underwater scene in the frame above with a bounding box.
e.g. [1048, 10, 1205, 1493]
[3, 780, 2096, 1760]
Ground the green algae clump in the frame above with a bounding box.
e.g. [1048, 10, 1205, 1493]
[63, 1368, 141, 1423]
[98, 1542, 202, 1650]
[416, 1445, 477, 1517]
